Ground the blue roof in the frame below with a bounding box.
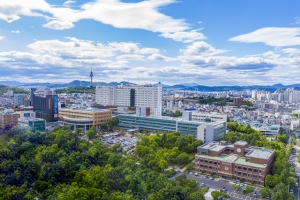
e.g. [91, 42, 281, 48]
[185, 108, 196, 110]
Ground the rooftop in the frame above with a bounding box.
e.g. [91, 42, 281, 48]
[246, 147, 274, 159]
[234, 141, 248, 146]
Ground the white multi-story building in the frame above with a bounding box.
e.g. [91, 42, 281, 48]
[192, 112, 227, 123]
[96, 83, 162, 116]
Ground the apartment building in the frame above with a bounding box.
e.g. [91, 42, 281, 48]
[0, 109, 20, 128]
[14, 94, 29, 106]
[59, 108, 112, 131]
[96, 83, 162, 116]
[194, 141, 275, 186]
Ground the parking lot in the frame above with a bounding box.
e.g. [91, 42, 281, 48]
[172, 172, 261, 200]
[101, 134, 139, 153]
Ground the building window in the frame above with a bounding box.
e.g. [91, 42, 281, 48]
[243, 167, 247, 171]
[214, 162, 217, 165]
[248, 168, 252, 171]
[238, 166, 242, 169]
[209, 166, 212, 169]
[209, 161, 212, 164]
[238, 172, 241, 175]
[243, 173, 247, 176]
[254, 169, 258, 172]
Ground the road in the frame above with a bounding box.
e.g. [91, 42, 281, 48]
[171, 172, 260, 200]
[290, 145, 300, 200]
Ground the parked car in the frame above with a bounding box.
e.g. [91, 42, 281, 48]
[290, 189, 293, 193]
[240, 183, 244, 187]
[200, 183, 205, 187]
[210, 177, 214, 180]
[242, 189, 246, 194]
[204, 176, 208, 179]
[295, 183, 298, 187]
[222, 187, 227, 192]
[195, 173, 199, 176]
[189, 172, 193, 175]
[243, 184, 247, 187]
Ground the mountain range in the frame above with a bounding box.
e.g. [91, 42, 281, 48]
[1, 80, 300, 92]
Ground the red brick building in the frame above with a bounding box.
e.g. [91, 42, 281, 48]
[194, 141, 275, 186]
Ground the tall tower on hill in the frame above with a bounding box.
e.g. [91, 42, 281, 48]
[90, 66, 93, 87]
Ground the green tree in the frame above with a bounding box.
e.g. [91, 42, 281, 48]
[211, 190, 222, 200]
[245, 185, 254, 193]
[272, 183, 294, 200]
[186, 164, 193, 172]
[177, 152, 189, 164]
[86, 126, 97, 139]
[260, 187, 271, 198]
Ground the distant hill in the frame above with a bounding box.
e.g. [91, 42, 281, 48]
[0, 85, 30, 95]
[0, 81, 23, 86]
[2, 80, 300, 92]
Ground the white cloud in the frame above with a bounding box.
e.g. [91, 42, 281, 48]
[116, 54, 145, 61]
[108, 42, 159, 54]
[291, 17, 300, 25]
[63, 1, 76, 7]
[160, 30, 206, 43]
[0, 0, 51, 23]
[43, 20, 74, 30]
[0, 0, 205, 42]
[148, 53, 176, 61]
[180, 41, 228, 56]
[0, 36, 5, 40]
[229, 27, 300, 47]
[11, 30, 20, 34]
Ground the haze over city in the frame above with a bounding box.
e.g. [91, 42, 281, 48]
[0, 0, 300, 85]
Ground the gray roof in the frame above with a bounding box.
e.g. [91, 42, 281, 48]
[246, 147, 274, 159]
[234, 141, 248, 146]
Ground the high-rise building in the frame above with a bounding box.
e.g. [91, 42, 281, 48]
[14, 94, 28, 106]
[96, 83, 162, 116]
[31, 89, 58, 122]
[233, 97, 244, 105]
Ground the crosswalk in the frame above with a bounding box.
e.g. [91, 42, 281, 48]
[229, 192, 259, 200]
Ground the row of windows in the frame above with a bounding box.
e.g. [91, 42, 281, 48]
[197, 160, 260, 172]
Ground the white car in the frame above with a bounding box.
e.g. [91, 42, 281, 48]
[195, 173, 199, 176]
[295, 183, 298, 187]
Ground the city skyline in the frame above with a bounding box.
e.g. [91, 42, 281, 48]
[0, 0, 300, 85]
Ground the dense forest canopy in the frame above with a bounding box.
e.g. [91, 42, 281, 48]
[0, 85, 30, 95]
[0, 127, 206, 200]
[55, 86, 95, 94]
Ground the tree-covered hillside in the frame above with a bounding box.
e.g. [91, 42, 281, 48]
[0, 127, 206, 200]
[55, 86, 95, 94]
[0, 85, 30, 95]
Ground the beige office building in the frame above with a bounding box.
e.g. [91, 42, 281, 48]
[59, 108, 112, 131]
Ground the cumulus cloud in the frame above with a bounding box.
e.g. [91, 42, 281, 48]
[0, 36, 5, 40]
[180, 41, 228, 56]
[148, 53, 176, 61]
[160, 30, 206, 43]
[116, 54, 145, 61]
[11, 30, 20, 34]
[229, 27, 300, 47]
[43, 20, 74, 30]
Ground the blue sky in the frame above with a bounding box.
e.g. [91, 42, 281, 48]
[0, 0, 300, 85]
